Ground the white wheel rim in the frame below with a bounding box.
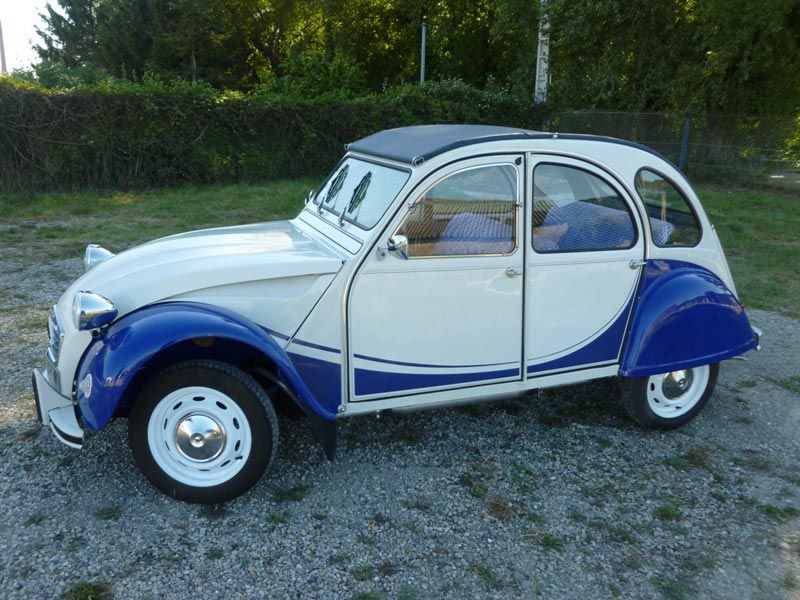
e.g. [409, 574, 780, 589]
[646, 365, 710, 419]
[147, 386, 252, 487]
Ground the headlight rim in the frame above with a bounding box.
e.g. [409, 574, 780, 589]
[72, 291, 118, 331]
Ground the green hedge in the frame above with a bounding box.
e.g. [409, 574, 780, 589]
[0, 78, 546, 192]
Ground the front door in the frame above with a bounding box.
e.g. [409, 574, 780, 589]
[525, 155, 645, 376]
[349, 155, 525, 401]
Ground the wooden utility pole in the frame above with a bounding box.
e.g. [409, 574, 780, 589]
[0, 20, 7, 74]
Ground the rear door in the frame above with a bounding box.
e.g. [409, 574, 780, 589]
[525, 155, 645, 376]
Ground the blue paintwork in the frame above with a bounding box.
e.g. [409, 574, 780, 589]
[354, 367, 520, 396]
[620, 260, 757, 377]
[75, 302, 340, 431]
[527, 296, 632, 374]
[287, 352, 342, 411]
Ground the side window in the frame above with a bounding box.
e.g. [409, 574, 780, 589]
[635, 169, 701, 247]
[533, 164, 636, 253]
[395, 164, 517, 257]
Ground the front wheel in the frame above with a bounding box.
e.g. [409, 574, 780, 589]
[129, 360, 278, 503]
[619, 363, 719, 429]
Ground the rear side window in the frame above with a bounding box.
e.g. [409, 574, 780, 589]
[635, 169, 701, 247]
[532, 164, 636, 253]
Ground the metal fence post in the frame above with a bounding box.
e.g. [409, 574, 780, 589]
[678, 116, 692, 173]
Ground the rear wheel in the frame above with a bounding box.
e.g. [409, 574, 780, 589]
[129, 360, 278, 503]
[620, 363, 719, 429]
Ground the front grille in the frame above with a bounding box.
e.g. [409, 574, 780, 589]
[46, 307, 63, 390]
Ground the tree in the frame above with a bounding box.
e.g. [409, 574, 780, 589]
[35, 0, 100, 68]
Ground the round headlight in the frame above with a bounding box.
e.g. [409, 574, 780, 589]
[84, 244, 115, 272]
[72, 291, 118, 331]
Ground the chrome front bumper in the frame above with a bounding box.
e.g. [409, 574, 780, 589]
[31, 369, 84, 449]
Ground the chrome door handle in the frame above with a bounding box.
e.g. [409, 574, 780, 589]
[629, 259, 646, 269]
[505, 267, 522, 278]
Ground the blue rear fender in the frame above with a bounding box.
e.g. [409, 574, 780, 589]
[75, 302, 339, 450]
[620, 260, 758, 377]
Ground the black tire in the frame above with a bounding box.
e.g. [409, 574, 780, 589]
[619, 363, 719, 430]
[129, 360, 278, 503]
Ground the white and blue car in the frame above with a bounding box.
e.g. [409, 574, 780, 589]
[32, 125, 761, 503]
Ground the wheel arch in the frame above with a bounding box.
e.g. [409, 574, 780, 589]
[620, 260, 757, 378]
[75, 302, 337, 458]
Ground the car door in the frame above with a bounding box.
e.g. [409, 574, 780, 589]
[348, 155, 524, 401]
[525, 155, 645, 376]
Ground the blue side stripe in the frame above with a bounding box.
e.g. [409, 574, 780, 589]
[355, 367, 520, 396]
[353, 353, 518, 369]
[291, 338, 342, 354]
[527, 300, 630, 375]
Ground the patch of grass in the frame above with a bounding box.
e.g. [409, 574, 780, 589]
[608, 525, 638, 544]
[778, 375, 800, 395]
[666, 445, 712, 471]
[486, 493, 514, 520]
[469, 564, 506, 590]
[761, 504, 800, 521]
[267, 511, 288, 525]
[700, 186, 800, 318]
[93, 505, 122, 521]
[16, 427, 39, 442]
[372, 512, 390, 525]
[781, 572, 798, 590]
[62, 581, 113, 600]
[376, 560, 398, 576]
[352, 565, 375, 581]
[273, 484, 308, 503]
[653, 504, 682, 522]
[402, 497, 431, 512]
[710, 491, 727, 503]
[23, 513, 46, 526]
[205, 547, 224, 560]
[352, 593, 384, 600]
[536, 533, 563, 552]
[457, 472, 488, 500]
[329, 553, 348, 566]
[650, 575, 691, 600]
[198, 504, 228, 520]
[735, 378, 758, 390]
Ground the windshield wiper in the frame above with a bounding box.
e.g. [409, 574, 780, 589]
[340, 171, 372, 225]
[318, 164, 349, 215]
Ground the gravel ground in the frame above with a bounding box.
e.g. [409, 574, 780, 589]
[1, 249, 799, 600]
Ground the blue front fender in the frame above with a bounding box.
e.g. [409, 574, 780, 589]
[620, 260, 757, 377]
[75, 302, 339, 431]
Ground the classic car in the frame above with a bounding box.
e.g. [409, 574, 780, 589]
[32, 124, 761, 503]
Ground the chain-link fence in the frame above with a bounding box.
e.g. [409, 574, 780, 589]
[549, 111, 800, 189]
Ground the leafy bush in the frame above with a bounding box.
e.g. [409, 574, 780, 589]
[0, 77, 547, 192]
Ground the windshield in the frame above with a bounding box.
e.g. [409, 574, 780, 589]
[314, 158, 410, 229]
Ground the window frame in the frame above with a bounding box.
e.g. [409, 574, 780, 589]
[312, 155, 412, 231]
[392, 161, 521, 260]
[531, 162, 640, 255]
[634, 167, 703, 248]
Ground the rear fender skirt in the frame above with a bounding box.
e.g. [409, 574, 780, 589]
[75, 302, 339, 434]
[620, 260, 757, 377]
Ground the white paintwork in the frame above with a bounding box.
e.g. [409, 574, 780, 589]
[40, 133, 741, 431]
[147, 386, 252, 487]
[525, 155, 644, 371]
[348, 155, 524, 400]
[51, 220, 344, 396]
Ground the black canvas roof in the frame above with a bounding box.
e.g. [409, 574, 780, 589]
[348, 124, 541, 164]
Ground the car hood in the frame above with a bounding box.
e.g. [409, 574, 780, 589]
[60, 220, 344, 319]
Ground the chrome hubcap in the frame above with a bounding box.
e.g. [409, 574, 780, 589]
[662, 369, 693, 399]
[646, 365, 710, 419]
[175, 413, 226, 461]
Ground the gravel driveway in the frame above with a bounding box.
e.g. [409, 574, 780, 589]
[1, 249, 799, 600]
